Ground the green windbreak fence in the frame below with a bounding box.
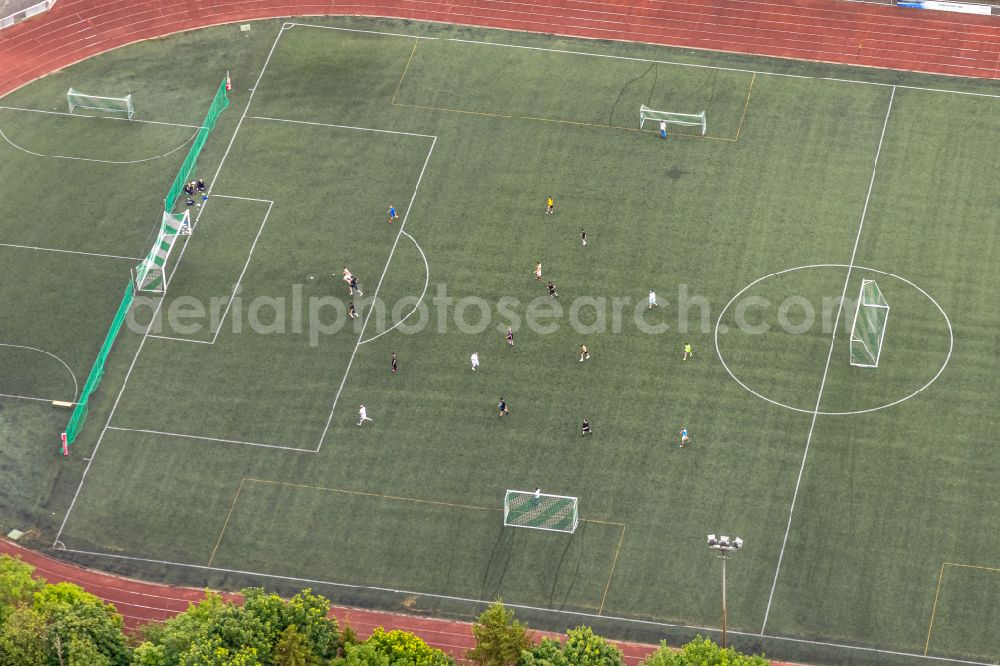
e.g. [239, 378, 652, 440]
[63, 284, 134, 445]
[164, 77, 230, 212]
[63, 77, 230, 450]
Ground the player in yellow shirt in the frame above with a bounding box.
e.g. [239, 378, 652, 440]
[545, 196, 554, 214]
[683, 342, 693, 360]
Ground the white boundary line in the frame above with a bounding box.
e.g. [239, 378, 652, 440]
[147, 195, 273, 346]
[0, 392, 74, 404]
[759, 85, 896, 634]
[0, 123, 199, 165]
[50, 546, 998, 666]
[0, 343, 79, 401]
[0, 242, 143, 262]
[285, 21, 1000, 100]
[52, 24, 291, 547]
[249, 115, 436, 139]
[105, 426, 314, 453]
[316, 135, 437, 452]
[0, 106, 204, 129]
[445, 38, 1000, 99]
[358, 230, 430, 346]
[282, 21, 437, 40]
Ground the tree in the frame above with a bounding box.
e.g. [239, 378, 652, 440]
[345, 627, 453, 666]
[519, 628, 622, 666]
[133, 590, 229, 665]
[33, 581, 130, 666]
[639, 637, 769, 666]
[0, 554, 44, 625]
[244, 588, 340, 660]
[274, 625, 320, 666]
[467, 600, 533, 666]
[560, 627, 622, 666]
[131, 641, 169, 666]
[518, 637, 566, 666]
[0, 606, 47, 666]
[132, 587, 341, 666]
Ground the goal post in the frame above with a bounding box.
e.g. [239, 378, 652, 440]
[849, 279, 890, 368]
[67, 88, 134, 119]
[640, 104, 706, 136]
[132, 210, 191, 294]
[504, 490, 579, 533]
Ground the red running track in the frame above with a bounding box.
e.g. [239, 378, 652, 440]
[0, 538, 671, 665]
[1, 0, 1000, 98]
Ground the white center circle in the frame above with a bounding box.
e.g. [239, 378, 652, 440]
[714, 264, 953, 416]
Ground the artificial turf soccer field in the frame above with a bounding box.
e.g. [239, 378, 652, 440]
[1, 16, 999, 665]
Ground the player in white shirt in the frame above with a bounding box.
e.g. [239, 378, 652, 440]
[470, 351, 480, 371]
[357, 404, 373, 426]
[648, 290, 657, 309]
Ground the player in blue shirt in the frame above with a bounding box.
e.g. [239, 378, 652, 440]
[388, 204, 398, 223]
[679, 427, 690, 448]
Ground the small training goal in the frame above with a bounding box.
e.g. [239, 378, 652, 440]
[640, 104, 706, 136]
[131, 210, 192, 294]
[67, 88, 134, 119]
[503, 489, 579, 533]
[849, 279, 890, 368]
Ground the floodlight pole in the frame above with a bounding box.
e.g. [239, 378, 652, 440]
[706, 535, 743, 650]
[720, 550, 728, 648]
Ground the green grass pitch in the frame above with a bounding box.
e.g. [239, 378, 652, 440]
[1, 16, 999, 666]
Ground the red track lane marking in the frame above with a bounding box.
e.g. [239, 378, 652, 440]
[2, 0, 1000, 90]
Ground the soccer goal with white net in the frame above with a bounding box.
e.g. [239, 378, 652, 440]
[67, 88, 134, 119]
[849, 279, 890, 368]
[132, 210, 191, 294]
[503, 490, 579, 533]
[640, 104, 706, 136]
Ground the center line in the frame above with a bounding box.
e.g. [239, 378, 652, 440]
[760, 85, 896, 634]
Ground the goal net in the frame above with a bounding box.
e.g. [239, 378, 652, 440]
[504, 490, 579, 533]
[67, 88, 134, 119]
[849, 279, 889, 368]
[132, 210, 191, 294]
[640, 105, 706, 136]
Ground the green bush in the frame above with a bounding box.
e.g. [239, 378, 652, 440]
[639, 636, 769, 666]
